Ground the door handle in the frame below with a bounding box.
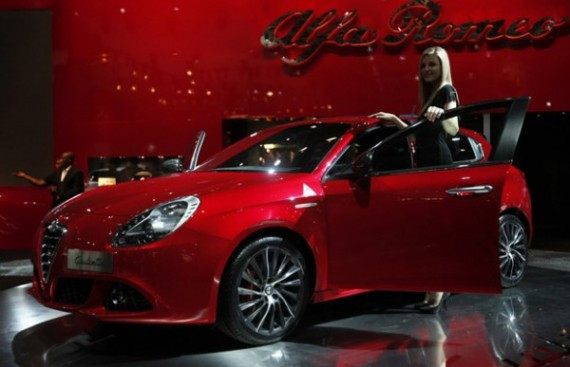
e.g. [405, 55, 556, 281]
[446, 185, 493, 197]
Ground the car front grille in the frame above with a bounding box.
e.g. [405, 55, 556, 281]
[40, 220, 67, 283]
[54, 278, 94, 305]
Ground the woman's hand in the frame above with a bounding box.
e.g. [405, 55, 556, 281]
[424, 106, 444, 122]
[369, 111, 408, 129]
[369, 112, 398, 122]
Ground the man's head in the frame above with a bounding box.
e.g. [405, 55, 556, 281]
[59, 152, 75, 169]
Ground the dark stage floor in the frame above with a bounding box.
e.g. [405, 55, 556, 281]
[0, 264, 569, 367]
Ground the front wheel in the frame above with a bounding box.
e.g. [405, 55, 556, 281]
[499, 214, 529, 288]
[217, 236, 310, 345]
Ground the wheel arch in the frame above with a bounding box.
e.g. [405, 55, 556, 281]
[500, 207, 532, 244]
[500, 165, 533, 242]
[215, 226, 317, 343]
[216, 226, 318, 312]
[498, 208, 531, 288]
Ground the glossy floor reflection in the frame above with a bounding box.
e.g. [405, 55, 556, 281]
[1, 266, 569, 367]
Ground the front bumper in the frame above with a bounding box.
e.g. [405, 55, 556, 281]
[31, 213, 231, 325]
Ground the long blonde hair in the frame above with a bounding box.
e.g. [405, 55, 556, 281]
[418, 46, 453, 114]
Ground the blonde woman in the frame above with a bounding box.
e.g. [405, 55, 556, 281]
[371, 46, 459, 313]
[372, 46, 459, 167]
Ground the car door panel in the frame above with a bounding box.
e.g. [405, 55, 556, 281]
[324, 163, 508, 294]
[322, 97, 530, 294]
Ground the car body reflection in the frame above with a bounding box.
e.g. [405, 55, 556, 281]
[10, 286, 569, 366]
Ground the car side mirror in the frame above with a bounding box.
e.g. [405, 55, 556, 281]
[161, 158, 183, 174]
[352, 151, 373, 177]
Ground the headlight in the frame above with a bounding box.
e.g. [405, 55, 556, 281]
[112, 196, 200, 247]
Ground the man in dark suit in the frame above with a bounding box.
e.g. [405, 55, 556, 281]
[13, 151, 85, 207]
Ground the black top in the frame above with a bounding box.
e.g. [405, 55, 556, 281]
[430, 84, 458, 111]
[415, 85, 458, 167]
[44, 166, 85, 207]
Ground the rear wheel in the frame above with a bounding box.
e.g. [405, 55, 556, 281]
[499, 214, 529, 288]
[217, 236, 310, 345]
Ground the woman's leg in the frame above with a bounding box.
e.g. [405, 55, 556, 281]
[425, 292, 444, 305]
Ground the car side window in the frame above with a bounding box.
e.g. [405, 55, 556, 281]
[216, 123, 349, 173]
[448, 133, 485, 163]
[411, 123, 456, 169]
[371, 134, 414, 173]
[411, 111, 485, 168]
[326, 125, 409, 178]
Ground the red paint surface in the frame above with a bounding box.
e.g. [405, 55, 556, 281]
[323, 163, 508, 293]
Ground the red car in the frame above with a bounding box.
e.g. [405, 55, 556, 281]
[31, 98, 532, 345]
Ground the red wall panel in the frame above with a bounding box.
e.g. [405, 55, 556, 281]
[0, 187, 52, 249]
[46, 0, 570, 173]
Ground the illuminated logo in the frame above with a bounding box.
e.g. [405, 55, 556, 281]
[260, 9, 378, 66]
[383, 0, 568, 46]
[261, 1, 569, 66]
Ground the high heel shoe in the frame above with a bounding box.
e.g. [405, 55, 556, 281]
[418, 293, 450, 314]
[411, 301, 428, 310]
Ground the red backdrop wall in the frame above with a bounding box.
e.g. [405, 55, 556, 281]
[47, 0, 570, 170]
[1, 0, 569, 249]
[2, 0, 568, 174]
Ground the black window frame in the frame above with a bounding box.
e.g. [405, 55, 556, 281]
[324, 97, 530, 180]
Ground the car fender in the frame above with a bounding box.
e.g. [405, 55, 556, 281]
[199, 198, 328, 320]
[500, 165, 533, 241]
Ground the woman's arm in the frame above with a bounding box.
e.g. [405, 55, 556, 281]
[369, 112, 408, 130]
[423, 100, 459, 136]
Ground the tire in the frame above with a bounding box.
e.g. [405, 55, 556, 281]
[217, 236, 310, 345]
[499, 214, 529, 288]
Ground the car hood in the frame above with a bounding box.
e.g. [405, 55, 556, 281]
[53, 171, 308, 217]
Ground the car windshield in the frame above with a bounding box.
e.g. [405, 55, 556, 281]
[212, 123, 350, 173]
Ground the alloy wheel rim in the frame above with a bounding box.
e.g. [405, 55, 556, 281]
[237, 246, 305, 336]
[491, 293, 528, 359]
[499, 218, 528, 281]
